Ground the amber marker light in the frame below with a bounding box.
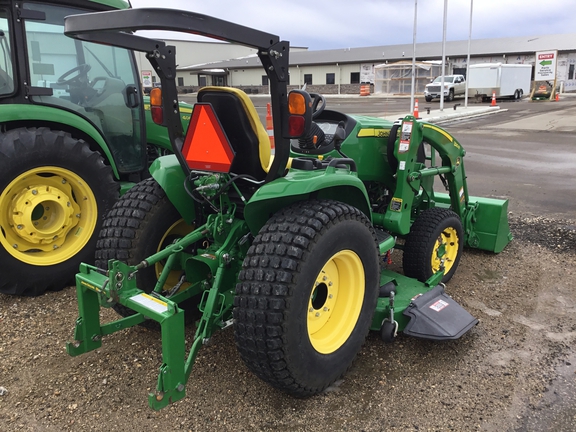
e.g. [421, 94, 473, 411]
[150, 87, 163, 125]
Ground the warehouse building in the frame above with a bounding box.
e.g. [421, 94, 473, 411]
[137, 33, 576, 94]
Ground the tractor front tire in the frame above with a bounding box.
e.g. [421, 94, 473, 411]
[0, 127, 117, 296]
[234, 200, 380, 396]
[95, 178, 197, 321]
[403, 207, 464, 283]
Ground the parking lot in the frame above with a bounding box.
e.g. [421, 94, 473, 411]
[1, 95, 575, 431]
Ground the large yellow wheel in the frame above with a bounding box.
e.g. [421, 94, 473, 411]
[307, 250, 365, 354]
[403, 207, 464, 283]
[0, 128, 117, 295]
[234, 200, 380, 396]
[95, 178, 198, 323]
[0, 167, 97, 266]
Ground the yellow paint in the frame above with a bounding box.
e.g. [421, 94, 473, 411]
[423, 123, 453, 142]
[357, 128, 390, 138]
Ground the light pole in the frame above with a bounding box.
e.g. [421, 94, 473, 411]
[464, 0, 473, 108]
[440, 0, 448, 112]
[410, 0, 418, 114]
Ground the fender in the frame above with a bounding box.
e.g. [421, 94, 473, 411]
[244, 166, 371, 235]
[149, 154, 196, 224]
[0, 104, 120, 178]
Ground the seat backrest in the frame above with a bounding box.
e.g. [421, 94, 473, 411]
[197, 86, 270, 181]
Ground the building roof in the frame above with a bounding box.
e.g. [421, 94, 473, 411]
[180, 32, 576, 71]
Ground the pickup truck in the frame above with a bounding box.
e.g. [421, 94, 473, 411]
[424, 74, 466, 102]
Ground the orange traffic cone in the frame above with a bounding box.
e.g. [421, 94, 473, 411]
[555, 92, 560, 101]
[413, 99, 419, 118]
[491, 92, 496, 106]
[266, 103, 275, 155]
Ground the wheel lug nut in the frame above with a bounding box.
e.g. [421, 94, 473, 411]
[16, 225, 23, 230]
[322, 276, 327, 281]
[12, 244, 18, 249]
[323, 307, 328, 311]
[31, 190, 38, 195]
[53, 245, 58, 249]
[315, 312, 320, 317]
[62, 179, 67, 184]
[309, 307, 313, 313]
[328, 294, 333, 299]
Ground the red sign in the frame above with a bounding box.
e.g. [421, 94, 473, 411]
[538, 53, 555, 60]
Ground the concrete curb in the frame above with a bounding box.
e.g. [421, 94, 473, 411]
[380, 106, 507, 124]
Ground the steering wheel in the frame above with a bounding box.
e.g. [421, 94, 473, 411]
[57, 64, 91, 86]
[309, 92, 326, 119]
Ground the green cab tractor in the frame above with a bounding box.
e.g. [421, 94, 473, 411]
[0, 0, 191, 296]
[63, 8, 512, 410]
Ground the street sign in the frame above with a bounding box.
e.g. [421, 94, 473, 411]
[535, 50, 557, 80]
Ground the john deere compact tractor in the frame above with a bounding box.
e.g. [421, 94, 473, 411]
[63, 8, 512, 410]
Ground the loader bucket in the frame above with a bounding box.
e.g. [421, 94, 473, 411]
[434, 193, 512, 253]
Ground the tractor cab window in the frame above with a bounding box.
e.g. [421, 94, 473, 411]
[0, 9, 14, 95]
[21, 2, 145, 173]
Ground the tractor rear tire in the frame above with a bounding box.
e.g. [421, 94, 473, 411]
[403, 207, 463, 283]
[0, 127, 118, 296]
[234, 200, 379, 396]
[95, 177, 198, 322]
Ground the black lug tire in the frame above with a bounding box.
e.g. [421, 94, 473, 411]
[0, 127, 118, 296]
[95, 177, 198, 322]
[234, 200, 380, 396]
[403, 207, 464, 283]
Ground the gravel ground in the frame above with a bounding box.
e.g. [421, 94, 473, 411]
[1, 214, 575, 432]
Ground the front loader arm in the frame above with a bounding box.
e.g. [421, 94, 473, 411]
[383, 115, 468, 235]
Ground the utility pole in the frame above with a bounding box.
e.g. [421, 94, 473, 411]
[440, 0, 448, 112]
[464, 0, 473, 108]
[410, 0, 418, 113]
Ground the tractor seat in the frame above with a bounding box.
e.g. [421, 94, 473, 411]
[197, 86, 271, 181]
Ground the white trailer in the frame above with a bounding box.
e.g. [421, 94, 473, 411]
[468, 63, 532, 100]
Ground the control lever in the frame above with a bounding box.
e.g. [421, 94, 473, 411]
[333, 121, 348, 158]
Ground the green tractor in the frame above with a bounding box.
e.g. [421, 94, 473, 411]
[0, 0, 191, 296]
[64, 8, 512, 410]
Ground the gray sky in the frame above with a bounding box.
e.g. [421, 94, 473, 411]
[130, 0, 576, 50]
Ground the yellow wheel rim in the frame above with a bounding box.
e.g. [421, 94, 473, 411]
[154, 218, 193, 292]
[0, 166, 97, 266]
[430, 226, 459, 274]
[307, 250, 365, 354]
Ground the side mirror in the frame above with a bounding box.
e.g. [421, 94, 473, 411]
[286, 90, 312, 138]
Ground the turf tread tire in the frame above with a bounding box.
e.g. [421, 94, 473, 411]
[402, 207, 464, 283]
[233, 199, 380, 397]
[96, 177, 199, 322]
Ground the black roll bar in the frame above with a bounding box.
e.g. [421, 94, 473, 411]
[64, 8, 290, 182]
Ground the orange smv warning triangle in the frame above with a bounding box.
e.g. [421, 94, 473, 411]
[181, 103, 235, 172]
